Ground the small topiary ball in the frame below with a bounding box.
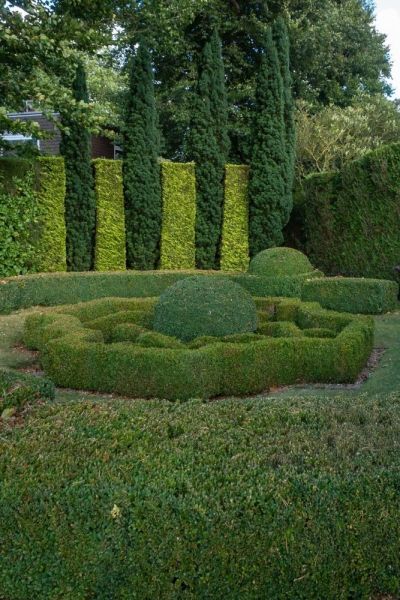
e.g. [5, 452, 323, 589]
[248, 247, 314, 277]
[153, 276, 258, 342]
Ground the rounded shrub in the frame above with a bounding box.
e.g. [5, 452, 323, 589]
[153, 276, 258, 342]
[248, 247, 314, 277]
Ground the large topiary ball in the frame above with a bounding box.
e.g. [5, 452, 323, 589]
[248, 247, 314, 277]
[153, 276, 258, 342]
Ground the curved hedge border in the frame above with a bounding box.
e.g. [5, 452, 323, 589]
[220, 165, 249, 272]
[24, 296, 373, 400]
[302, 277, 399, 315]
[160, 162, 196, 270]
[93, 159, 126, 271]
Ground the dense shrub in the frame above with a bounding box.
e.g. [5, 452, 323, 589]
[160, 162, 196, 270]
[302, 277, 399, 314]
[24, 296, 373, 400]
[93, 159, 126, 271]
[0, 170, 39, 277]
[153, 276, 258, 341]
[34, 157, 67, 273]
[293, 143, 400, 280]
[0, 369, 55, 414]
[1, 394, 400, 598]
[248, 247, 314, 277]
[220, 165, 250, 272]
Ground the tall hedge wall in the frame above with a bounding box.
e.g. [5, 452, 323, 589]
[295, 143, 400, 280]
[34, 157, 67, 273]
[0, 158, 32, 191]
[93, 159, 126, 271]
[221, 165, 250, 272]
[160, 162, 196, 270]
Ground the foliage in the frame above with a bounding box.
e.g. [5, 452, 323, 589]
[23, 296, 373, 400]
[295, 96, 400, 179]
[296, 143, 400, 281]
[160, 162, 196, 270]
[60, 63, 96, 272]
[248, 247, 314, 277]
[0, 369, 55, 413]
[220, 165, 249, 272]
[35, 157, 67, 273]
[302, 277, 399, 315]
[153, 276, 258, 342]
[93, 159, 126, 272]
[0, 169, 39, 278]
[185, 29, 230, 269]
[273, 15, 295, 227]
[248, 26, 286, 255]
[123, 41, 161, 270]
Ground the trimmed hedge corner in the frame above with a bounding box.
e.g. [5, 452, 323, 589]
[302, 277, 399, 314]
[220, 165, 249, 272]
[296, 143, 400, 280]
[34, 157, 67, 273]
[160, 162, 196, 270]
[93, 159, 126, 271]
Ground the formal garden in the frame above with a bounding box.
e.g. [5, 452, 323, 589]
[2, 1, 400, 598]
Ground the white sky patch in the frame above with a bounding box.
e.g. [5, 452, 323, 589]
[375, 0, 400, 97]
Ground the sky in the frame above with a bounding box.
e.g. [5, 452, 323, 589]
[375, 0, 400, 97]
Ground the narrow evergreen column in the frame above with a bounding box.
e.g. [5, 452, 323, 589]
[273, 15, 296, 227]
[186, 29, 230, 269]
[248, 27, 286, 256]
[60, 62, 96, 272]
[123, 41, 161, 270]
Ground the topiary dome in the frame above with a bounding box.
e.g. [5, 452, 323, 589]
[153, 276, 258, 342]
[248, 247, 314, 277]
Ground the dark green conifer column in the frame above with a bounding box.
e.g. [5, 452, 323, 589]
[186, 29, 230, 269]
[273, 15, 296, 227]
[123, 41, 161, 270]
[248, 27, 285, 256]
[60, 62, 96, 271]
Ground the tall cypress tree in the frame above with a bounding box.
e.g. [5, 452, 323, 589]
[186, 28, 230, 270]
[60, 62, 96, 271]
[123, 41, 161, 270]
[273, 15, 296, 227]
[248, 27, 286, 256]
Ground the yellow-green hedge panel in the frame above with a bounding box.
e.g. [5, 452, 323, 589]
[160, 162, 196, 270]
[221, 164, 250, 272]
[35, 157, 67, 273]
[93, 159, 126, 271]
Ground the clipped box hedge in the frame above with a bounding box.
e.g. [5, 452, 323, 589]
[220, 165, 249, 272]
[93, 159, 126, 271]
[24, 297, 373, 400]
[160, 162, 196, 270]
[302, 277, 399, 314]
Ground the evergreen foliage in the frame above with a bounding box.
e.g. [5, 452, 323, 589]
[60, 62, 96, 272]
[248, 27, 286, 256]
[220, 165, 250, 272]
[123, 41, 161, 270]
[273, 15, 296, 226]
[186, 29, 230, 269]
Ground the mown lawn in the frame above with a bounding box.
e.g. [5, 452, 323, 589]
[0, 310, 399, 599]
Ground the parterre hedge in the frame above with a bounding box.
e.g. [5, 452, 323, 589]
[220, 165, 249, 272]
[302, 277, 399, 314]
[160, 162, 196, 270]
[291, 143, 400, 280]
[24, 296, 373, 400]
[93, 159, 126, 271]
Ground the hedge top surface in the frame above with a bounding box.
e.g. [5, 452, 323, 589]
[248, 247, 314, 277]
[153, 276, 258, 341]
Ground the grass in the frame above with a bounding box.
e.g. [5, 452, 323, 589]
[0, 309, 400, 598]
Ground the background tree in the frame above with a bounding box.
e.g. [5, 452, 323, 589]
[248, 26, 286, 255]
[185, 28, 230, 269]
[123, 41, 161, 270]
[60, 62, 96, 271]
